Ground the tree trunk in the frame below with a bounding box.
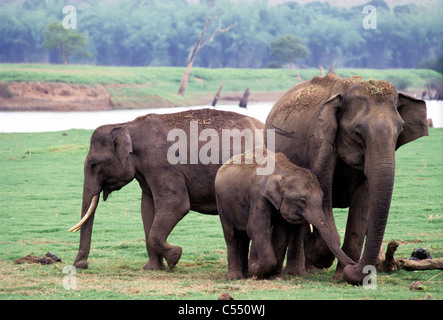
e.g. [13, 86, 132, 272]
[377, 241, 443, 271]
[177, 60, 194, 96]
[212, 83, 223, 106]
[62, 46, 67, 65]
[176, 0, 237, 96]
[399, 259, 443, 270]
[239, 88, 250, 108]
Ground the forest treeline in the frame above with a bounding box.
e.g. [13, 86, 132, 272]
[0, 0, 441, 70]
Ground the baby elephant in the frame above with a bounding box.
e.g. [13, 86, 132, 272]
[215, 147, 355, 280]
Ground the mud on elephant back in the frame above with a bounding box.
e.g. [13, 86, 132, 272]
[264, 74, 428, 284]
[69, 108, 264, 271]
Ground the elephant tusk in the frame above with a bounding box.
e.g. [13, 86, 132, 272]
[309, 224, 314, 233]
[69, 195, 99, 232]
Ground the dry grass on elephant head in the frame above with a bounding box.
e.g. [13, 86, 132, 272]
[276, 74, 399, 119]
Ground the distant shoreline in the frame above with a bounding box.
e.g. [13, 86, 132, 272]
[0, 81, 285, 112]
[1, 64, 441, 111]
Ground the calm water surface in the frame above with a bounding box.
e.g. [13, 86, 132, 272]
[0, 101, 442, 133]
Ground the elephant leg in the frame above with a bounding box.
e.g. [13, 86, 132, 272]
[225, 229, 249, 280]
[239, 231, 251, 278]
[283, 225, 307, 276]
[248, 223, 277, 277]
[148, 187, 190, 270]
[334, 181, 370, 279]
[249, 238, 277, 277]
[140, 191, 165, 271]
[249, 241, 258, 276]
[271, 214, 290, 276]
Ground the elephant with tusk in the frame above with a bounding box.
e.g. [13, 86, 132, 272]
[70, 108, 264, 271]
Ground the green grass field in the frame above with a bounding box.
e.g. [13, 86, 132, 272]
[1, 64, 442, 108]
[0, 126, 442, 300]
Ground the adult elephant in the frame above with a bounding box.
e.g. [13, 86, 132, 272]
[69, 108, 264, 271]
[264, 74, 428, 284]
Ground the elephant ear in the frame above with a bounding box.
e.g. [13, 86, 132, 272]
[263, 174, 283, 210]
[396, 93, 429, 150]
[311, 94, 342, 203]
[110, 127, 133, 168]
[314, 94, 342, 145]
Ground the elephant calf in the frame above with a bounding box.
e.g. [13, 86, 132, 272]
[215, 147, 355, 280]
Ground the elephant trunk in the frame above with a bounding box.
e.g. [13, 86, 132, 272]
[72, 173, 101, 269]
[343, 145, 396, 284]
[308, 215, 356, 267]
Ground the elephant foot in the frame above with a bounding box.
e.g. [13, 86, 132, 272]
[332, 263, 345, 280]
[249, 261, 276, 278]
[283, 264, 307, 276]
[262, 269, 281, 280]
[343, 264, 365, 285]
[74, 260, 88, 269]
[249, 262, 263, 277]
[332, 270, 343, 280]
[227, 271, 244, 280]
[165, 246, 182, 270]
[142, 260, 166, 271]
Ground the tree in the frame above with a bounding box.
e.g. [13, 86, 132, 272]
[43, 22, 91, 65]
[269, 35, 309, 69]
[177, 0, 237, 95]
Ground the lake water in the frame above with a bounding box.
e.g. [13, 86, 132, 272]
[0, 100, 442, 133]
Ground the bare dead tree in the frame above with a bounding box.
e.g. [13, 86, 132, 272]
[177, 0, 237, 96]
[239, 87, 250, 108]
[376, 241, 443, 272]
[212, 83, 223, 106]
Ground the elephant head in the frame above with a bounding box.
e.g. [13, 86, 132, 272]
[70, 125, 136, 268]
[314, 79, 428, 283]
[263, 172, 356, 267]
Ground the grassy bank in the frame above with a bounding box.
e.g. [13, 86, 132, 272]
[1, 64, 442, 108]
[0, 128, 441, 300]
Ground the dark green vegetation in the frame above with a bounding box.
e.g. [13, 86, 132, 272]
[0, 0, 441, 70]
[43, 22, 91, 65]
[0, 128, 441, 299]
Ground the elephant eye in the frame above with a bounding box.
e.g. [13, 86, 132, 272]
[91, 163, 101, 174]
[298, 197, 307, 206]
[353, 131, 363, 142]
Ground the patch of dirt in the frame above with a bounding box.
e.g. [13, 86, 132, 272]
[14, 252, 62, 265]
[0, 82, 114, 111]
[13, 255, 43, 264]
